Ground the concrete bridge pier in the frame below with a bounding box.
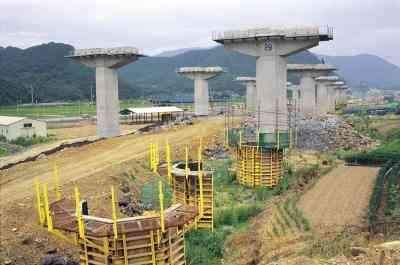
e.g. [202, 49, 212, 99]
[177, 67, 224, 116]
[67, 47, 144, 138]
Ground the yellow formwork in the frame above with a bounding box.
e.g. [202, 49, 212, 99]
[35, 176, 195, 265]
[236, 145, 284, 188]
[172, 170, 213, 231]
[78, 226, 186, 265]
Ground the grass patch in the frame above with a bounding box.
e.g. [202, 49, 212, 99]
[140, 177, 172, 210]
[0, 147, 8, 157]
[302, 232, 353, 259]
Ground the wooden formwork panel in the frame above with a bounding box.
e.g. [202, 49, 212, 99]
[78, 226, 186, 265]
[236, 145, 284, 188]
[172, 172, 213, 230]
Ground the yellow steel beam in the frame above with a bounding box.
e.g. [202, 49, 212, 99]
[159, 180, 165, 233]
[111, 186, 118, 240]
[42, 182, 54, 232]
[74, 186, 85, 239]
[185, 145, 189, 179]
[166, 140, 172, 185]
[34, 178, 45, 225]
[198, 138, 204, 217]
[53, 163, 61, 201]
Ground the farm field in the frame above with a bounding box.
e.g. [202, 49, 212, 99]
[48, 123, 146, 140]
[0, 100, 151, 118]
[298, 165, 379, 230]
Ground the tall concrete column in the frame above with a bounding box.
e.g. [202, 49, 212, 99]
[194, 78, 210, 115]
[315, 76, 340, 115]
[288, 64, 337, 117]
[177, 67, 224, 116]
[299, 73, 318, 116]
[256, 55, 288, 133]
[95, 67, 120, 137]
[327, 81, 345, 112]
[214, 27, 333, 145]
[235, 77, 256, 112]
[67, 47, 144, 138]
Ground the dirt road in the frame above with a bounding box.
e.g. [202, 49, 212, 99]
[0, 118, 224, 204]
[298, 165, 379, 230]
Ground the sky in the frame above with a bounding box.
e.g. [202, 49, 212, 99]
[1, 0, 399, 66]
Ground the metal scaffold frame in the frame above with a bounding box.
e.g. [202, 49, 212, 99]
[223, 97, 301, 188]
[151, 138, 214, 231]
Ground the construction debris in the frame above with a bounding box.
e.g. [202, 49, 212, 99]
[118, 179, 148, 216]
[41, 254, 78, 265]
[297, 117, 373, 151]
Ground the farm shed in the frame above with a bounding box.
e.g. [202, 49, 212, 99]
[0, 116, 47, 141]
[120, 106, 184, 123]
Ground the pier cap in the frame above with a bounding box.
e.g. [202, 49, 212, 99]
[340, 85, 349, 89]
[328, 81, 345, 86]
[235, 76, 256, 82]
[287, 64, 337, 72]
[177, 66, 224, 74]
[66, 47, 144, 58]
[212, 26, 334, 43]
[315, 76, 340, 82]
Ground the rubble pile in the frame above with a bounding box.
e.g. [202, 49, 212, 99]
[118, 179, 149, 217]
[297, 117, 373, 151]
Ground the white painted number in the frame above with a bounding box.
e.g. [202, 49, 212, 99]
[264, 41, 273, 51]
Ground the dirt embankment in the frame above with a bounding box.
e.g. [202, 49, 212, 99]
[0, 117, 225, 265]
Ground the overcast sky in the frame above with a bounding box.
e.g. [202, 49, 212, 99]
[1, 0, 399, 66]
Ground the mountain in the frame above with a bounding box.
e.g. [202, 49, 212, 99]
[0, 43, 136, 105]
[119, 45, 321, 100]
[156, 47, 208, 57]
[318, 54, 400, 89]
[3, 42, 399, 106]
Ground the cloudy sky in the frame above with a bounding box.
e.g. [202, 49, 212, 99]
[1, 0, 399, 65]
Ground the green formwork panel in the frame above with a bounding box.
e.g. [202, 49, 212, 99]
[259, 132, 289, 149]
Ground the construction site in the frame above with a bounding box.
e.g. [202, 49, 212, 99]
[1, 25, 400, 265]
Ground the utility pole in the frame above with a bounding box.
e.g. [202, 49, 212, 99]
[31, 84, 34, 105]
[90, 83, 93, 105]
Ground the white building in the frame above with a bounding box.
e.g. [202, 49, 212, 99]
[0, 116, 47, 141]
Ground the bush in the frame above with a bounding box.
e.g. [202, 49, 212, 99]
[255, 187, 274, 201]
[345, 127, 400, 165]
[10, 135, 50, 147]
[185, 229, 226, 265]
[215, 204, 262, 227]
[0, 147, 8, 157]
[368, 161, 400, 223]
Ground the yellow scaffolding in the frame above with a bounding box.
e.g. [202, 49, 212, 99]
[36, 177, 194, 265]
[171, 140, 213, 230]
[236, 145, 284, 188]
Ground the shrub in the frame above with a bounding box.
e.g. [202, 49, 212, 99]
[215, 204, 262, 227]
[10, 135, 50, 147]
[185, 229, 226, 265]
[368, 161, 400, 223]
[0, 147, 8, 157]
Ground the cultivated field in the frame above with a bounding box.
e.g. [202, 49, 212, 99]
[298, 165, 379, 230]
[0, 100, 151, 118]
